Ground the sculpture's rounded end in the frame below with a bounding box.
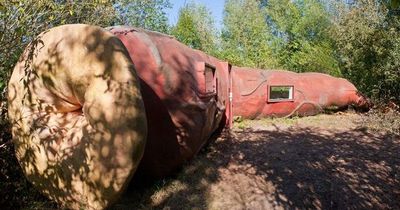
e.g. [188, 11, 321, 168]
[7, 24, 147, 209]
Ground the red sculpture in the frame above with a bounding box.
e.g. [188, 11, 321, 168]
[232, 67, 370, 119]
[8, 24, 369, 209]
[110, 25, 369, 178]
[108, 26, 230, 179]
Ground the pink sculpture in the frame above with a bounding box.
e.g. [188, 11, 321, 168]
[7, 24, 369, 209]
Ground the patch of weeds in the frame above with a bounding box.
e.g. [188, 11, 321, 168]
[233, 116, 251, 129]
[361, 108, 400, 135]
[235, 121, 250, 129]
[234, 116, 302, 129]
[268, 116, 301, 126]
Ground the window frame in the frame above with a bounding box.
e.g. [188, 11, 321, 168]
[267, 85, 295, 103]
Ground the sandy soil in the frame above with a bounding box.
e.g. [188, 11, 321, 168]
[112, 113, 400, 210]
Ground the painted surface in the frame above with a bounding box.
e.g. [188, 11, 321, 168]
[108, 26, 370, 177]
[232, 67, 370, 119]
[109, 26, 229, 178]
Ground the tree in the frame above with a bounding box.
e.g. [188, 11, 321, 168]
[115, 0, 172, 33]
[332, 0, 400, 102]
[0, 0, 116, 97]
[220, 0, 277, 69]
[171, 1, 218, 54]
[266, 0, 340, 75]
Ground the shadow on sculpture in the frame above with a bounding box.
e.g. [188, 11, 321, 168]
[8, 24, 147, 209]
[7, 24, 371, 209]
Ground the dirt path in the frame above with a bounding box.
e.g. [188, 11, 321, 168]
[113, 113, 400, 210]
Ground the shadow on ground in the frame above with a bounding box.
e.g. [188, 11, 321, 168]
[2, 114, 399, 209]
[113, 116, 400, 210]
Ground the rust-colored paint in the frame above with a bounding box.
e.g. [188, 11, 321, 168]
[108, 26, 369, 177]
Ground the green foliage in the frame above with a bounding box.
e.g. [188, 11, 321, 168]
[116, 0, 172, 33]
[390, 0, 400, 9]
[0, 0, 117, 96]
[171, 1, 218, 54]
[332, 0, 400, 102]
[172, 6, 200, 48]
[0, 0, 118, 143]
[266, 0, 340, 75]
[219, 0, 278, 69]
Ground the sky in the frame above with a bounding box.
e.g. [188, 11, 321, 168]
[167, 0, 225, 29]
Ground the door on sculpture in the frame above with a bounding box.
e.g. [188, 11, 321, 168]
[204, 63, 216, 94]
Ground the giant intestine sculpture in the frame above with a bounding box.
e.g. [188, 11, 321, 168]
[7, 24, 369, 209]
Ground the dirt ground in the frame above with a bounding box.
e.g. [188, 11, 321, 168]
[112, 113, 400, 210]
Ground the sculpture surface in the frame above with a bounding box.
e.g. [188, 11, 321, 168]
[8, 25, 147, 209]
[8, 24, 369, 209]
[232, 67, 370, 119]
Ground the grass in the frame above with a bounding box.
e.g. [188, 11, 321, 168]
[234, 116, 301, 129]
[233, 112, 355, 131]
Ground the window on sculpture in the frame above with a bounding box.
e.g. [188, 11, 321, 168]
[268, 86, 294, 102]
